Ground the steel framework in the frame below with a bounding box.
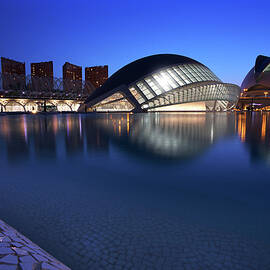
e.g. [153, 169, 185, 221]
[0, 72, 96, 100]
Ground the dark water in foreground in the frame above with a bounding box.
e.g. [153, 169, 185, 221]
[0, 112, 270, 270]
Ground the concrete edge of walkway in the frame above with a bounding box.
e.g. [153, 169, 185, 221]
[0, 219, 71, 270]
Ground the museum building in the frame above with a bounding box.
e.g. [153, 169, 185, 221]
[241, 55, 270, 97]
[82, 54, 240, 112]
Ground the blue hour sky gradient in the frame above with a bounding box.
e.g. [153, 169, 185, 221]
[0, 0, 269, 85]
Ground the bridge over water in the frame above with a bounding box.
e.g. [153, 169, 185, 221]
[0, 72, 95, 112]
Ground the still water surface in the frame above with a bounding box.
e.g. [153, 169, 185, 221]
[0, 112, 270, 269]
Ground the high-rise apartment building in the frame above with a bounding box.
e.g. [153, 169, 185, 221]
[31, 61, 54, 91]
[31, 61, 53, 78]
[85, 65, 108, 88]
[1, 57, 26, 90]
[63, 62, 82, 93]
[63, 62, 82, 81]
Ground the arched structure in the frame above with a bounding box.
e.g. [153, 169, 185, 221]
[82, 54, 240, 112]
[0, 98, 84, 112]
[241, 55, 270, 98]
[5, 100, 25, 112]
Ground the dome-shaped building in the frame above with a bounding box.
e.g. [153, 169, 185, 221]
[83, 54, 240, 112]
[241, 55, 270, 97]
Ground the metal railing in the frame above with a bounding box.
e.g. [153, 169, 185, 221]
[0, 72, 96, 100]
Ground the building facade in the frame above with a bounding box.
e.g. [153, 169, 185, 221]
[239, 55, 270, 110]
[82, 54, 240, 112]
[63, 62, 82, 92]
[31, 61, 54, 91]
[241, 55, 270, 97]
[85, 65, 108, 88]
[1, 57, 26, 90]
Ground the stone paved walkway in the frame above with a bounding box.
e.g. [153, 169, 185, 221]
[0, 219, 70, 270]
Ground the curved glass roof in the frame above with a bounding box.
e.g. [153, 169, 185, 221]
[85, 54, 209, 103]
[128, 62, 221, 105]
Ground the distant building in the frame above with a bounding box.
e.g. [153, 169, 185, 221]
[31, 61, 54, 91]
[1, 57, 26, 90]
[241, 55, 270, 97]
[63, 62, 82, 81]
[85, 65, 108, 88]
[63, 62, 82, 93]
[31, 61, 53, 78]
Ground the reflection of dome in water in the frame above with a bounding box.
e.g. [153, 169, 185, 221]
[238, 112, 270, 164]
[99, 113, 236, 160]
[83, 54, 240, 112]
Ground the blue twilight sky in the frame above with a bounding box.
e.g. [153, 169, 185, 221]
[0, 0, 269, 85]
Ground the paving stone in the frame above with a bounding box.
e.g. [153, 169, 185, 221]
[20, 262, 41, 270]
[0, 254, 18, 264]
[12, 247, 29, 256]
[19, 255, 38, 265]
[0, 247, 13, 254]
[0, 264, 17, 270]
[0, 219, 70, 270]
[42, 262, 62, 270]
[32, 253, 49, 263]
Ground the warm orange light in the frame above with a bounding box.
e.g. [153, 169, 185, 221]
[238, 113, 246, 142]
[261, 114, 267, 141]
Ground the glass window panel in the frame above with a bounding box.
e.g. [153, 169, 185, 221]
[178, 66, 193, 83]
[129, 86, 145, 104]
[159, 71, 178, 88]
[181, 65, 197, 83]
[196, 66, 211, 80]
[173, 67, 190, 84]
[145, 77, 163, 95]
[188, 64, 204, 81]
[94, 92, 134, 112]
[136, 81, 154, 99]
[153, 74, 172, 92]
[192, 65, 207, 80]
[167, 68, 185, 86]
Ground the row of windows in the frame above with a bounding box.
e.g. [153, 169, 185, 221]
[95, 99, 134, 112]
[94, 92, 124, 106]
[128, 63, 221, 104]
[93, 92, 134, 112]
[142, 84, 239, 110]
[129, 87, 145, 104]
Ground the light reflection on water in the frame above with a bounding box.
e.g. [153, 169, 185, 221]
[0, 113, 233, 160]
[0, 112, 270, 269]
[0, 112, 269, 163]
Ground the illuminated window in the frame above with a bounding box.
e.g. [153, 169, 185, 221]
[136, 81, 154, 99]
[159, 71, 178, 88]
[93, 92, 134, 111]
[167, 68, 185, 86]
[145, 77, 163, 95]
[153, 74, 172, 91]
[129, 87, 145, 104]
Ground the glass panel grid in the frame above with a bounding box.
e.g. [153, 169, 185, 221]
[137, 81, 154, 99]
[153, 74, 172, 92]
[173, 67, 190, 84]
[129, 86, 145, 104]
[167, 68, 185, 86]
[145, 77, 163, 95]
[159, 71, 178, 88]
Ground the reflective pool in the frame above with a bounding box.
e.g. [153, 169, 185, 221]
[0, 112, 270, 269]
